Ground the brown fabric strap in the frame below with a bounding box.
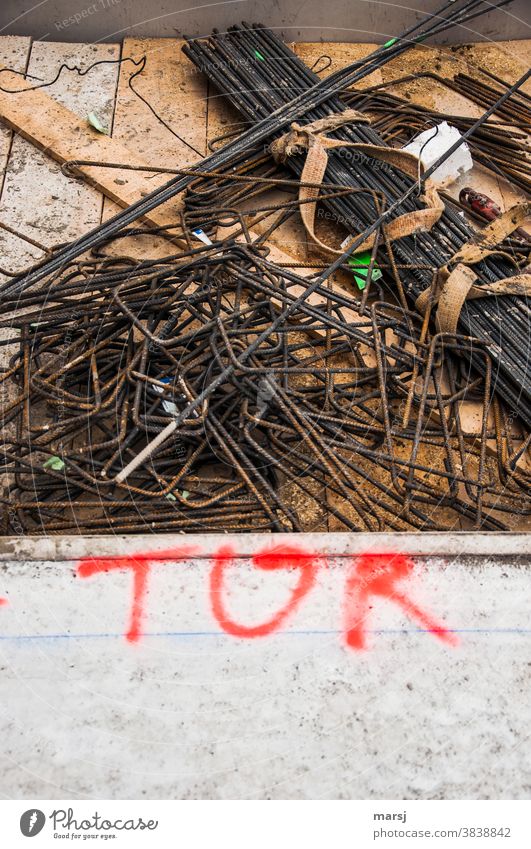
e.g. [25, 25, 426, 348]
[270, 113, 444, 256]
[415, 200, 531, 334]
[431, 266, 531, 335]
[450, 201, 531, 267]
[270, 109, 371, 162]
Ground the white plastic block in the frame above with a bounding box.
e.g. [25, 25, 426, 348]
[403, 121, 473, 185]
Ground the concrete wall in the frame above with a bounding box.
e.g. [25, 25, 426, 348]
[0, 0, 529, 43]
[1, 533, 530, 799]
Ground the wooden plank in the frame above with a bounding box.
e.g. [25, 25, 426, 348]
[460, 40, 531, 93]
[382, 40, 531, 127]
[381, 44, 467, 110]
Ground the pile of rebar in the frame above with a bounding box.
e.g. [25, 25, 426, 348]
[0, 216, 528, 534]
[182, 21, 531, 426]
[0, 0, 529, 536]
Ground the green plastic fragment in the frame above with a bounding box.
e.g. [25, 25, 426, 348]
[43, 456, 65, 471]
[87, 112, 108, 134]
[254, 50, 265, 61]
[347, 251, 382, 291]
[383, 37, 397, 48]
[166, 490, 189, 502]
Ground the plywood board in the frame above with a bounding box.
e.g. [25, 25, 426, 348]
[293, 42, 383, 88]
[0, 37, 31, 195]
[457, 39, 531, 92]
[380, 41, 531, 115]
[0, 48, 195, 248]
[101, 37, 208, 257]
[0, 37, 35, 281]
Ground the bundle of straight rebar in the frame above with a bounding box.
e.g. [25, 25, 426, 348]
[182, 21, 531, 426]
[451, 71, 531, 126]
[343, 79, 531, 194]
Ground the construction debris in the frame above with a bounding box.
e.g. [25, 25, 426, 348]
[183, 21, 531, 426]
[0, 0, 529, 535]
[0, 191, 529, 534]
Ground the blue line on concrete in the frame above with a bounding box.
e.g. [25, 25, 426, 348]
[0, 628, 530, 642]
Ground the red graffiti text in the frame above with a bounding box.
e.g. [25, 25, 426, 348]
[76, 545, 457, 650]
